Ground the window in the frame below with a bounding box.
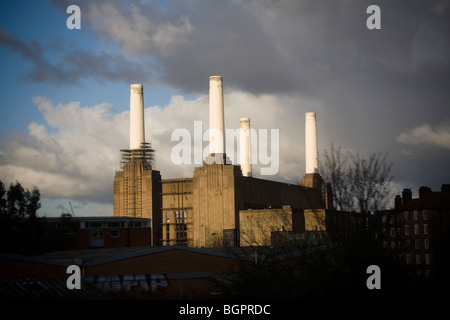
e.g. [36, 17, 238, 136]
[423, 210, 428, 220]
[424, 224, 428, 235]
[405, 239, 410, 248]
[425, 254, 430, 265]
[405, 225, 409, 235]
[390, 228, 396, 237]
[166, 223, 170, 240]
[110, 229, 119, 238]
[413, 210, 418, 220]
[391, 241, 396, 249]
[87, 222, 102, 228]
[107, 222, 121, 228]
[415, 239, 420, 249]
[404, 211, 409, 221]
[389, 215, 394, 224]
[424, 239, 429, 250]
[414, 224, 419, 235]
[416, 254, 421, 265]
[90, 229, 103, 239]
[406, 254, 411, 264]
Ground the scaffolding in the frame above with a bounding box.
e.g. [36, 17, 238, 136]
[120, 142, 154, 170]
[118, 142, 155, 218]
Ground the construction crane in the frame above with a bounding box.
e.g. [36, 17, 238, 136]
[69, 201, 75, 217]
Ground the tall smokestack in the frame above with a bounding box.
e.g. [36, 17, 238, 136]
[305, 112, 318, 174]
[240, 118, 252, 177]
[209, 76, 225, 157]
[130, 84, 145, 150]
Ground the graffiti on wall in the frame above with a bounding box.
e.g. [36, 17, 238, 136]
[86, 274, 168, 292]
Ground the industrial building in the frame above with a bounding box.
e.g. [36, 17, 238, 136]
[113, 76, 332, 248]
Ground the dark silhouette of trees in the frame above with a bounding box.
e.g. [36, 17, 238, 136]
[1, 180, 80, 255]
[321, 143, 394, 213]
[1, 180, 41, 253]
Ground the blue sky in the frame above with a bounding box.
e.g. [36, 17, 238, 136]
[1, 0, 449, 216]
[0, 0, 175, 136]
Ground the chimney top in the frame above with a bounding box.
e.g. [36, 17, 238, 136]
[394, 195, 402, 209]
[402, 188, 412, 205]
[419, 186, 432, 198]
[130, 84, 143, 93]
[305, 112, 316, 119]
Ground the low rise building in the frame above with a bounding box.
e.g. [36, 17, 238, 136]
[239, 206, 303, 246]
[43, 216, 152, 250]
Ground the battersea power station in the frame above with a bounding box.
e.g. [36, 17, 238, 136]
[113, 76, 333, 248]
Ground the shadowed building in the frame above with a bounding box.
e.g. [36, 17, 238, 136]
[375, 184, 450, 279]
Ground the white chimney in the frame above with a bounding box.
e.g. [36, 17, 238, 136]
[209, 76, 225, 156]
[240, 118, 252, 177]
[130, 84, 145, 150]
[305, 112, 318, 174]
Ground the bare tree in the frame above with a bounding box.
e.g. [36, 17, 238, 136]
[321, 144, 393, 213]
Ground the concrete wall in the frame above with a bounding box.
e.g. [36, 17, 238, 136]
[192, 163, 240, 247]
[239, 206, 304, 246]
[113, 164, 162, 245]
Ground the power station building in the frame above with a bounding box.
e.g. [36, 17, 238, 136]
[113, 76, 332, 248]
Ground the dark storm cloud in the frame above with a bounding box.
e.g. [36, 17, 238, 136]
[0, 27, 150, 85]
[3, 0, 449, 200]
[32, 0, 450, 98]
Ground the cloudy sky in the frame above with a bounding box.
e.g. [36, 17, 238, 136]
[0, 0, 449, 216]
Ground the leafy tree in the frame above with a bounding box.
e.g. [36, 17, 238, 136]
[1, 181, 41, 221]
[0, 180, 42, 254]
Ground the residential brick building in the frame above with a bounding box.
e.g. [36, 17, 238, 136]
[374, 184, 450, 279]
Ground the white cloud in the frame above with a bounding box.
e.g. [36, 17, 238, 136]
[0, 97, 127, 204]
[397, 122, 450, 150]
[87, 1, 192, 57]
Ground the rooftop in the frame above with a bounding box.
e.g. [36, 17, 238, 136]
[401, 192, 450, 210]
[33, 244, 333, 267]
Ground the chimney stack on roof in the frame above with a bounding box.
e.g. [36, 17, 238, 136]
[419, 186, 432, 198]
[402, 188, 412, 205]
